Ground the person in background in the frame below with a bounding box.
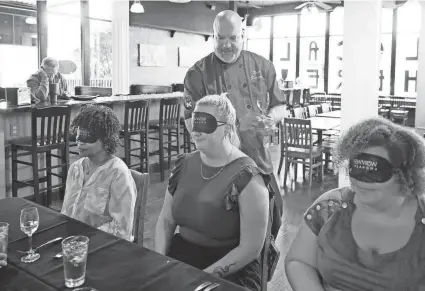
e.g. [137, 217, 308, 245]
[285, 117, 425, 291]
[27, 56, 71, 103]
[155, 94, 269, 291]
[183, 10, 285, 238]
[61, 105, 137, 241]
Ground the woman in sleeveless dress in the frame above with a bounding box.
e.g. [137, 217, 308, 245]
[155, 94, 271, 291]
[285, 117, 425, 291]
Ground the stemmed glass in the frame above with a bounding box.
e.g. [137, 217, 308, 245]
[20, 207, 40, 263]
[257, 93, 276, 148]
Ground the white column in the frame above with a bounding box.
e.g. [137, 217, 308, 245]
[112, 0, 130, 95]
[338, 0, 382, 187]
[415, 2, 425, 136]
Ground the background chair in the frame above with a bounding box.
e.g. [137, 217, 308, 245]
[282, 118, 324, 188]
[130, 170, 149, 246]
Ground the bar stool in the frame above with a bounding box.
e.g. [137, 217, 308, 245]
[180, 117, 195, 153]
[121, 100, 150, 173]
[149, 98, 181, 181]
[11, 106, 71, 206]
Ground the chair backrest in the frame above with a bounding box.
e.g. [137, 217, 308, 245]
[302, 88, 311, 105]
[172, 83, 184, 92]
[124, 100, 150, 134]
[159, 97, 181, 127]
[130, 84, 172, 95]
[321, 103, 331, 113]
[292, 107, 306, 119]
[391, 96, 406, 109]
[31, 106, 71, 147]
[283, 118, 313, 150]
[292, 89, 302, 107]
[307, 105, 318, 117]
[130, 169, 149, 245]
[75, 86, 112, 97]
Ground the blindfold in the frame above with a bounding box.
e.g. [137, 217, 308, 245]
[349, 153, 397, 183]
[192, 112, 227, 134]
[76, 134, 98, 144]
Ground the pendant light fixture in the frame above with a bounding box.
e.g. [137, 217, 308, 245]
[130, 0, 144, 13]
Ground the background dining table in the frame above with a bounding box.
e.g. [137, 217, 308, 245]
[0, 197, 248, 291]
[315, 110, 341, 119]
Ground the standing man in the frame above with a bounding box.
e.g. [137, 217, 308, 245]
[27, 57, 71, 103]
[183, 10, 286, 237]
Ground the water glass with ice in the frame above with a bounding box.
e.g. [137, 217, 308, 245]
[0, 222, 9, 267]
[62, 236, 89, 288]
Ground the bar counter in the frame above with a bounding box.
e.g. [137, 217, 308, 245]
[0, 92, 184, 199]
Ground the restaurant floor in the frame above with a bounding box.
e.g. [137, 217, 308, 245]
[142, 146, 338, 291]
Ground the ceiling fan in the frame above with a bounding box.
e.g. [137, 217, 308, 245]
[295, 0, 342, 12]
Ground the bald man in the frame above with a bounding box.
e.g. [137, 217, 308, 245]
[183, 10, 285, 237]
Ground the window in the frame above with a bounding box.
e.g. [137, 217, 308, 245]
[246, 17, 271, 59]
[299, 12, 326, 92]
[379, 8, 393, 95]
[273, 15, 297, 81]
[13, 15, 37, 47]
[47, 0, 82, 94]
[395, 1, 421, 96]
[0, 12, 38, 87]
[328, 7, 343, 93]
[90, 20, 112, 88]
[0, 13, 13, 44]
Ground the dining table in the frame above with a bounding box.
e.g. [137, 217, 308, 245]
[315, 110, 341, 119]
[309, 116, 341, 144]
[0, 197, 248, 291]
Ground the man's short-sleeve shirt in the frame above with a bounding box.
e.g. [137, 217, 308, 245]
[183, 51, 285, 174]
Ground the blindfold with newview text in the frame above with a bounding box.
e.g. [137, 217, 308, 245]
[349, 153, 397, 183]
[192, 112, 227, 134]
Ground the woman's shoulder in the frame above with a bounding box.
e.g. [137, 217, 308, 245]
[304, 187, 352, 236]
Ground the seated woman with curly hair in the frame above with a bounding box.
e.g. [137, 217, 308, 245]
[155, 94, 271, 291]
[61, 105, 137, 241]
[285, 117, 425, 291]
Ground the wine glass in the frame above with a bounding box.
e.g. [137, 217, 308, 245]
[256, 93, 275, 148]
[20, 207, 40, 263]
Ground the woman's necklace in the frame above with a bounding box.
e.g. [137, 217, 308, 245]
[200, 146, 234, 180]
[84, 155, 112, 175]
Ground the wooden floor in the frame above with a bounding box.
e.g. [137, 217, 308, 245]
[142, 146, 338, 291]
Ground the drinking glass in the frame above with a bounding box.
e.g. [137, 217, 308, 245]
[256, 93, 276, 148]
[0, 222, 9, 267]
[20, 207, 40, 263]
[62, 236, 89, 288]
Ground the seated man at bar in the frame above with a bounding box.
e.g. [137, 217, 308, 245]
[26, 56, 71, 103]
[61, 105, 137, 241]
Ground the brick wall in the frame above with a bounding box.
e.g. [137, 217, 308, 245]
[129, 26, 213, 86]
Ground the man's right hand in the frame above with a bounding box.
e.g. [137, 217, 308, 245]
[238, 112, 264, 132]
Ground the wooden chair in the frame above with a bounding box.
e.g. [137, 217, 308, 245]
[130, 169, 149, 245]
[321, 103, 332, 113]
[292, 107, 306, 119]
[11, 106, 71, 205]
[180, 117, 195, 153]
[122, 100, 150, 173]
[292, 89, 302, 108]
[302, 88, 311, 106]
[149, 98, 181, 181]
[390, 97, 408, 125]
[282, 118, 324, 188]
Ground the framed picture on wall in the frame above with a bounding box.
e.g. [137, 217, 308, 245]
[178, 46, 206, 68]
[137, 44, 166, 67]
